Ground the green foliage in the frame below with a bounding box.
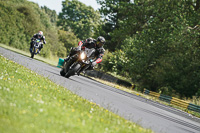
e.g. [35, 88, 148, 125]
[41, 6, 57, 24]
[101, 50, 129, 77]
[58, 30, 79, 55]
[96, 0, 130, 51]
[100, 0, 200, 97]
[58, 0, 102, 40]
[0, 0, 66, 58]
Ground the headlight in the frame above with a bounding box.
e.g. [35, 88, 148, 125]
[80, 52, 86, 60]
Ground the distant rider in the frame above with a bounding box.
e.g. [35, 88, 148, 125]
[65, 36, 106, 70]
[30, 31, 46, 53]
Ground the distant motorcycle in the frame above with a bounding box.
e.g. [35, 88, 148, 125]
[30, 39, 42, 58]
[60, 48, 96, 78]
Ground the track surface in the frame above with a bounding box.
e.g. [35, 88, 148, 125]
[0, 47, 200, 133]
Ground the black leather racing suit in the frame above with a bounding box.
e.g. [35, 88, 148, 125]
[30, 34, 46, 52]
[66, 38, 105, 70]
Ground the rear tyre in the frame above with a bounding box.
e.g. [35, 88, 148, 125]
[65, 64, 81, 78]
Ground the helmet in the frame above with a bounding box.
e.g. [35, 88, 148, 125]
[38, 31, 43, 38]
[96, 36, 106, 47]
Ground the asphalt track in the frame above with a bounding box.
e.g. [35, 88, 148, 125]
[0, 47, 200, 133]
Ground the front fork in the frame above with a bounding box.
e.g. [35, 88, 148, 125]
[63, 58, 77, 73]
[64, 54, 90, 75]
[29, 48, 32, 53]
[76, 63, 90, 75]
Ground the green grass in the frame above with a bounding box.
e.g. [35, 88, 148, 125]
[0, 55, 153, 133]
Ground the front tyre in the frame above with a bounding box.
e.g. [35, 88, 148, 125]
[65, 64, 81, 78]
[31, 47, 35, 58]
[60, 69, 66, 76]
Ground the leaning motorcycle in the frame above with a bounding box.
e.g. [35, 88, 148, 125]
[30, 39, 42, 58]
[60, 48, 96, 78]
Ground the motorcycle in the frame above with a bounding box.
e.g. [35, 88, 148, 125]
[60, 47, 96, 78]
[30, 39, 42, 58]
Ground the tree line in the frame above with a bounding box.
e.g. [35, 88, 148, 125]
[0, 0, 79, 57]
[96, 0, 200, 98]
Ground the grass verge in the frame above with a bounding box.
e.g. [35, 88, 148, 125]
[0, 55, 153, 133]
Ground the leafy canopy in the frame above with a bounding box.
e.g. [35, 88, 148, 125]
[58, 0, 102, 40]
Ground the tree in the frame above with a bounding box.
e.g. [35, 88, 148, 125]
[101, 0, 200, 97]
[58, 0, 101, 40]
[58, 30, 79, 55]
[97, 0, 128, 51]
[0, 0, 66, 58]
[41, 6, 57, 25]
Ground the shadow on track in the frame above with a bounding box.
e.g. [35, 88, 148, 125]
[45, 70, 62, 76]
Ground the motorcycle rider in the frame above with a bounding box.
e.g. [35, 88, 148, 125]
[65, 36, 106, 71]
[30, 31, 46, 53]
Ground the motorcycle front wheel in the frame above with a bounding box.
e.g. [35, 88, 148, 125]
[65, 63, 81, 78]
[60, 69, 66, 76]
[31, 48, 35, 58]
